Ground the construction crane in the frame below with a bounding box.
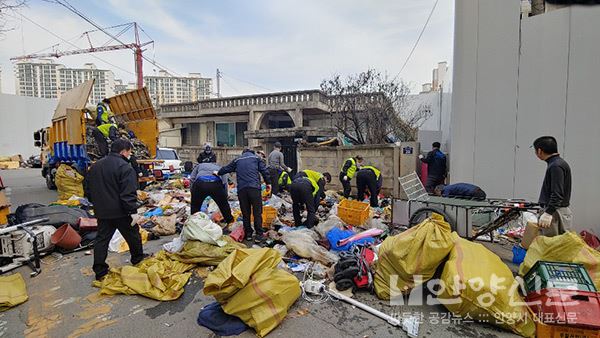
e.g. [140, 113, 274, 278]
[10, 22, 153, 89]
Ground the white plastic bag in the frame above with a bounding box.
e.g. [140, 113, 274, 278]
[163, 236, 185, 253]
[108, 230, 125, 253]
[181, 212, 225, 246]
[281, 229, 338, 266]
[315, 215, 344, 237]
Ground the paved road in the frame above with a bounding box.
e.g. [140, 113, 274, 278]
[0, 168, 519, 338]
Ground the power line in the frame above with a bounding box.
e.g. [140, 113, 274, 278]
[220, 71, 274, 92]
[10, 11, 135, 75]
[392, 0, 439, 82]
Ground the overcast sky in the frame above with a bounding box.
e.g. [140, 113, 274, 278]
[0, 0, 454, 97]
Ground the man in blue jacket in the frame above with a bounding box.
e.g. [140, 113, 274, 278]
[217, 149, 270, 242]
[419, 142, 447, 193]
[434, 183, 487, 200]
[190, 157, 233, 224]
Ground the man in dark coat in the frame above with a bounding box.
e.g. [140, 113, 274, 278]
[87, 139, 143, 280]
[419, 142, 447, 193]
[217, 149, 270, 242]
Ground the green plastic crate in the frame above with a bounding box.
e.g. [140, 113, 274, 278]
[524, 260, 597, 293]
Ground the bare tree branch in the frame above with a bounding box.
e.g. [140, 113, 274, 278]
[321, 68, 416, 144]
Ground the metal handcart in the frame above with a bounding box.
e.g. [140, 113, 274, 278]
[393, 172, 540, 241]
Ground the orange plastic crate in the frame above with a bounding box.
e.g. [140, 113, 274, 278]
[337, 199, 370, 226]
[251, 206, 278, 228]
[0, 206, 8, 225]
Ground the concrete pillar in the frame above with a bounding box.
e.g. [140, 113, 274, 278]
[288, 108, 303, 127]
[248, 109, 255, 131]
[206, 121, 215, 145]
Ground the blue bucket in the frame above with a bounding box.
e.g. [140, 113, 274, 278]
[512, 245, 527, 265]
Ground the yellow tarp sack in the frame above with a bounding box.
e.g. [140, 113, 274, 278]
[93, 250, 194, 301]
[167, 236, 246, 266]
[439, 238, 536, 337]
[204, 248, 301, 337]
[0, 273, 28, 311]
[519, 231, 600, 290]
[55, 164, 84, 201]
[374, 214, 459, 299]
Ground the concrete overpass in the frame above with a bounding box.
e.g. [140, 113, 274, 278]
[159, 90, 336, 140]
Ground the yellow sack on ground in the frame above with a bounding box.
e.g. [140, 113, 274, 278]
[55, 164, 84, 200]
[0, 273, 28, 311]
[439, 238, 536, 337]
[93, 250, 194, 301]
[204, 248, 301, 337]
[519, 231, 600, 290]
[167, 236, 246, 266]
[374, 214, 459, 299]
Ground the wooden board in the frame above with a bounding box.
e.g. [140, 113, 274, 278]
[53, 80, 94, 121]
[66, 108, 85, 145]
[127, 119, 158, 158]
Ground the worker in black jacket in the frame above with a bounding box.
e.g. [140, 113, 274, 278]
[356, 165, 383, 207]
[197, 143, 217, 164]
[533, 136, 572, 236]
[339, 155, 363, 198]
[290, 170, 331, 228]
[419, 142, 447, 193]
[87, 139, 144, 281]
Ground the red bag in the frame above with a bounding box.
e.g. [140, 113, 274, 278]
[230, 225, 244, 242]
[581, 231, 600, 250]
[78, 217, 97, 231]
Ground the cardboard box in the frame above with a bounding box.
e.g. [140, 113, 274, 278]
[0, 162, 20, 170]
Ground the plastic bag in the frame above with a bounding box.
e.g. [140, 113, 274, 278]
[374, 214, 458, 299]
[55, 164, 84, 201]
[93, 250, 194, 301]
[367, 218, 389, 231]
[181, 212, 225, 246]
[108, 228, 149, 253]
[281, 229, 338, 265]
[163, 236, 185, 253]
[519, 231, 600, 290]
[0, 273, 28, 311]
[151, 214, 177, 236]
[315, 215, 344, 238]
[168, 236, 246, 266]
[203, 248, 301, 337]
[439, 238, 536, 337]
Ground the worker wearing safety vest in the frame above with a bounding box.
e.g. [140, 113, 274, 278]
[96, 99, 114, 126]
[356, 165, 382, 207]
[290, 169, 332, 228]
[278, 170, 292, 192]
[339, 155, 364, 198]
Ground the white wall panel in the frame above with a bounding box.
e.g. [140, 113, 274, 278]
[472, 0, 521, 198]
[514, 10, 570, 201]
[563, 6, 600, 231]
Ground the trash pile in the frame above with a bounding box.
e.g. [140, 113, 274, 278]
[85, 125, 151, 161]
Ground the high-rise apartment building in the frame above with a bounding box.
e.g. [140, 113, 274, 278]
[59, 63, 115, 104]
[15, 60, 61, 98]
[144, 70, 212, 105]
[15, 61, 115, 104]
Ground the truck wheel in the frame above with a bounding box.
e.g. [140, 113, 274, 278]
[408, 207, 456, 231]
[46, 173, 57, 190]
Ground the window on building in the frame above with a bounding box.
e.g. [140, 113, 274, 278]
[216, 122, 247, 147]
[182, 123, 200, 146]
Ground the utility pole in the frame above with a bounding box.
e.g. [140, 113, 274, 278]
[216, 68, 221, 98]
